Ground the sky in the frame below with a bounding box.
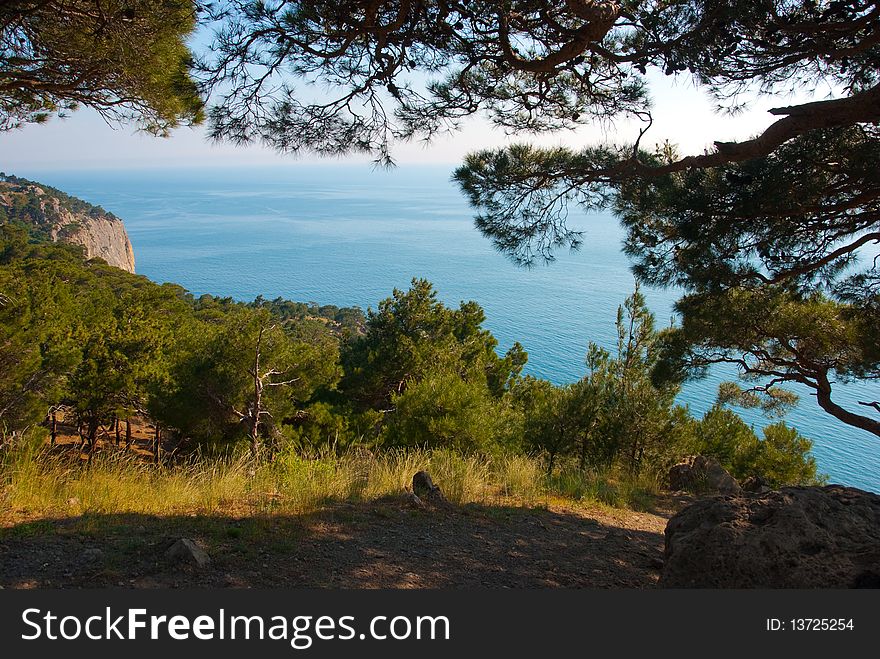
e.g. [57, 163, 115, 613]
[0, 69, 823, 172]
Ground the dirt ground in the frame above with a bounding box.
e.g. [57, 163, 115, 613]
[2, 415, 690, 589]
[0, 494, 690, 589]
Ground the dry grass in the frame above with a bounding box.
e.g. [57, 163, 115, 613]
[0, 437, 661, 521]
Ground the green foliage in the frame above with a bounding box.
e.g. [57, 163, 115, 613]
[0, 219, 340, 455]
[155, 306, 340, 452]
[693, 405, 822, 487]
[1, 1, 204, 132]
[68, 284, 190, 442]
[282, 401, 383, 453]
[512, 377, 582, 474]
[1, 173, 120, 230]
[382, 368, 509, 452]
[250, 295, 365, 338]
[716, 381, 799, 419]
[655, 287, 880, 437]
[598, 286, 683, 474]
[0, 233, 80, 429]
[336, 279, 527, 454]
[692, 406, 762, 477]
[341, 278, 526, 408]
[755, 423, 823, 488]
[512, 286, 693, 478]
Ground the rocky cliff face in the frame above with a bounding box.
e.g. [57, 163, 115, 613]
[0, 176, 135, 273]
[44, 195, 136, 273]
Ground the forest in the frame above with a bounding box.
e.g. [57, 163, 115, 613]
[0, 212, 821, 518]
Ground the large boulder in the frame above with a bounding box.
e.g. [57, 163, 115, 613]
[660, 485, 880, 588]
[667, 455, 741, 494]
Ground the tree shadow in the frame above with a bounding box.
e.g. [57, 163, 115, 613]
[0, 497, 667, 589]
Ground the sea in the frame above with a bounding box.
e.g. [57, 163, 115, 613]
[18, 164, 880, 492]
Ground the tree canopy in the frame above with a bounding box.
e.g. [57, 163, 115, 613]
[196, 1, 879, 437]
[0, 0, 204, 132]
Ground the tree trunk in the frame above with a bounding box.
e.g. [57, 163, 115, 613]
[815, 374, 880, 437]
[50, 411, 57, 446]
[628, 428, 641, 476]
[125, 418, 132, 448]
[250, 326, 264, 460]
[153, 425, 161, 465]
[86, 416, 98, 464]
[114, 416, 121, 446]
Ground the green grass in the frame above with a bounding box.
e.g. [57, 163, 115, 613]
[0, 440, 661, 519]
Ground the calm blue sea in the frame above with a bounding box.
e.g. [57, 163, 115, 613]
[18, 164, 880, 492]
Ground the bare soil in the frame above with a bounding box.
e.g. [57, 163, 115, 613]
[0, 495, 689, 589]
[2, 416, 690, 589]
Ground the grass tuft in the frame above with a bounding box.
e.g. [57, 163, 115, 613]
[0, 440, 660, 520]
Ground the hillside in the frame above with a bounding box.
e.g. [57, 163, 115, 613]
[0, 173, 135, 272]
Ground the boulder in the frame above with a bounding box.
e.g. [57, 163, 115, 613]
[660, 485, 880, 588]
[165, 538, 211, 569]
[667, 455, 741, 494]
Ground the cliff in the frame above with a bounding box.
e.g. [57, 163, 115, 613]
[0, 174, 135, 273]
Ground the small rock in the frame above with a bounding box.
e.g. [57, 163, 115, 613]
[404, 487, 425, 509]
[412, 471, 437, 497]
[667, 455, 741, 494]
[741, 475, 772, 494]
[81, 548, 104, 562]
[164, 538, 211, 568]
[412, 471, 448, 505]
[67, 497, 80, 507]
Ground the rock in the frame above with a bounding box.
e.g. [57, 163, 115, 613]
[412, 471, 437, 497]
[57, 214, 135, 273]
[412, 471, 448, 506]
[164, 538, 211, 569]
[81, 548, 104, 562]
[404, 488, 426, 509]
[413, 471, 446, 501]
[667, 455, 741, 494]
[0, 176, 135, 272]
[66, 497, 80, 507]
[741, 475, 772, 494]
[660, 485, 880, 588]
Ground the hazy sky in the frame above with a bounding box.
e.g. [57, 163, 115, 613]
[0, 69, 822, 172]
